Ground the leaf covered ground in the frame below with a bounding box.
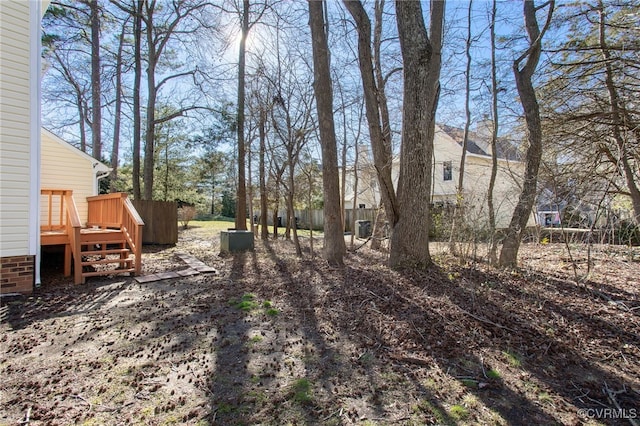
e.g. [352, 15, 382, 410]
[1, 225, 639, 425]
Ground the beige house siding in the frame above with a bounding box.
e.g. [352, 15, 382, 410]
[41, 129, 110, 225]
[342, 124, 532, 229]
[0, 1, 33, 257]
[459, 155, 527, 229]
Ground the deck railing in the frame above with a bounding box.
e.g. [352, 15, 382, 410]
[41, 189, 82, 282]
[87, 193, 144, 275]
[123, 197, 144, 275]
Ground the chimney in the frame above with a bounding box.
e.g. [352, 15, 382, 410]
[356, 144, 371, 166]
[475, 115, 494, 157]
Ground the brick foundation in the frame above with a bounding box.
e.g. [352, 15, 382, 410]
[1, 255, 35, 295]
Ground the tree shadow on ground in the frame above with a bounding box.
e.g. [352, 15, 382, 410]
[4, 238, 637, 425]
[353, 261, 639, 425]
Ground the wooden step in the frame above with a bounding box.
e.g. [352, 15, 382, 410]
[81, 239, 127, 246]
[81, 258, 133, 267]
[80, 230, 125, 244]
[81, 248, 130, 256]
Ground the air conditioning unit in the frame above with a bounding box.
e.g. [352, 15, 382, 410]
[355, 220, 372, 239]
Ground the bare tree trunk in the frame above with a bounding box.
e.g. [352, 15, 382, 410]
[450, 0, 473, 256]
[285, 202, 291, 239]
[248, 141, 255, 234]
[259, 108, 269, 239]
[89, 0, 102, 160]
[344, 0, 399, 228]
[499, 0, 555, 268]
[235, 0, 249, 230]
[163, 140, 169, 201]
[306, 169, 315, 257]
[597, 0, 640, 225]
[77, 93, 87, 153]
[350, 146, 359, 249]
[337, 80, 348, 232]
[309, 0, 346, 265]
[371, 0, 392, 251]
[110, 17, 128, 192]
[143, 2, 157, 200]
[272, 202, 279, 239]
[390, 0, 445, 269]
[132, 0, 142, 200]
[487, 0, 499, 265]
[287, 163, 302, 256]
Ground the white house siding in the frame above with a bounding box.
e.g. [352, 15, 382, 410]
[0, 1, 33, 257]
[41, 130, 104, 225]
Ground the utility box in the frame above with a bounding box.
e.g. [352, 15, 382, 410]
[355, 220, 372, 239]
[220, 229, 254, 253]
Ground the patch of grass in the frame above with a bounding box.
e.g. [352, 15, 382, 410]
[460, 378, 478, 388]
[423, 377, 438, 391]
[230, 295, 279, 315]
[231, 293, 259, 311]
[449, 404, 470, 420]
[139, 405, 155, 419]
[249, 335, 263, 344]
[160, 414, 180, 425]
[291, 378, 312, 404]
[358, 351, 374, 365]
[462, 394, 480, 409]
[502, 349, 523, 368]
[538, 392, 553, 404]
[245, 390, 268, 405]
[217, 402, 234, 414]
[486, 368, 501, 379]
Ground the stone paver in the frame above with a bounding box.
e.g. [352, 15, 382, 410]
[135, 253, 217, 283]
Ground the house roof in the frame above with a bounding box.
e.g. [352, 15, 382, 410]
[438, 124, 521, 161]
[42, 128, 111, 175]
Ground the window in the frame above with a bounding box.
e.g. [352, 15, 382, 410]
[443, 161, 452, 181]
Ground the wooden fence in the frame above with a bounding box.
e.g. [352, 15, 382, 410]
[132, 200, 178, 245]
[254, 208, 377, 232]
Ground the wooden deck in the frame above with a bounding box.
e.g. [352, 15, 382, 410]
[41, 189, 144, 284]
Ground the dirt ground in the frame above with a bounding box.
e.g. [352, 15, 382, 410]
[1, 226, 639, 426]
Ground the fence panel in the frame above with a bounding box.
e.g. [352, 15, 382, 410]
[253, 208, 377, 232]
[132, 200, 178, 244]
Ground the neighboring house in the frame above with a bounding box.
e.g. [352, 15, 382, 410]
[0, 1, 47, 295]
[41, 128, 111, 224]
[343, 121, 531, 229]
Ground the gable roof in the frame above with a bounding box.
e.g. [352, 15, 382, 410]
[42, 128, 111, 175]
[438, 124, 521, 161]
